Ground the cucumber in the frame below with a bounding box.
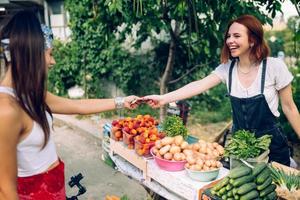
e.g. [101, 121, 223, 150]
[266, 191, 277, 200]
[234, 194, 239, 200]
[240, 190, 259, 200]
[257, 177, 272, 191]
[232, 174, 255, 187]
[221, 194, 227, 200]
[213, 177, 230, 191]
[237, 182, 257, 195]
[229, 166, 252, 179]
[252, 163, 267, 177]
[226, 184, 233, 191]
[227, 190, 233, 197]
[232, 188, 237, 195]
[219, 187, 227, 196]
[259, 184, 276, 197]
[229, 178, 235, 185]
[256, 168, 271, 184]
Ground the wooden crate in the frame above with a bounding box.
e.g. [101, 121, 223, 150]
[109, 139, 150, 180]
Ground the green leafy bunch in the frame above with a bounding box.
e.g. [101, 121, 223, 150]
[270, 166, 300, 192]
[162, 115, 188, 139]
[224, 130, 272, 159]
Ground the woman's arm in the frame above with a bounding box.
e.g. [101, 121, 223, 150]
[144, 73, 222, 108]
[279, 84, 300, 138]
[0, 102, 20, 200]
[46, 92, 138, 114]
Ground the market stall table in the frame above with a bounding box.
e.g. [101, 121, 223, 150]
[109, 139, 229, 200]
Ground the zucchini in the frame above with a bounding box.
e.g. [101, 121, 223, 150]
[229, 166, 252, 179]
[237, 182, 257, 195]
[232, 174, 255, 187]
[257, 177, 272, 191]
[240, 190, 259, 200]
[266, 191, 277, 200]
[213, 177, 230, 191]
[252, 163, 267, 177]
[259, 184, 276, 197]
[256, 168, 271, 184]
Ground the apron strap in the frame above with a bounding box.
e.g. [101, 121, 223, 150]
[261, 59, 267, 94]
[228, 59, 236, 94]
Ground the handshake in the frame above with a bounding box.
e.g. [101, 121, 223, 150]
[119, 95, 166, 109]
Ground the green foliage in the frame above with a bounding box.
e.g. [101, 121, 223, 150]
[224, 130, 272, 159]
[48, 0, 286, 126]
[162, 115, 188, 138]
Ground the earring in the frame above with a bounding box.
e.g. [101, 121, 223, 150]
[250, 43, 254, 48]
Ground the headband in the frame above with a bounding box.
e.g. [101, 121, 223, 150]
[0, 24, 54, 62]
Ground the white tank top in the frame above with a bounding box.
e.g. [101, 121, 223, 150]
[0, 86, 58, 177]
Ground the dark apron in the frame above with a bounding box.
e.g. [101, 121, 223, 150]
[228, 59, 290, 166]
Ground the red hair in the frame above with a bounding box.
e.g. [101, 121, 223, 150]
[220, 15, 270, 63]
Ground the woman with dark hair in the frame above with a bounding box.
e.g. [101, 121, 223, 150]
[0, 11, 138, 200]
[144, 15, 300, 166]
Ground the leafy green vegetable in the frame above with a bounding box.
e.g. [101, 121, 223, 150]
[161, 116, 188, 139]
[224, 130, 272, 159]
[270, 166, 300, 192]
[121, 195, 130, 200]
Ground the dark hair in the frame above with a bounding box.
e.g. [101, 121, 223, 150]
[0, 10, 51, 148]
[221, 15, 270, 63]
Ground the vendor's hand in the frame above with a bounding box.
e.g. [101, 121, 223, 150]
[124, 95, 142, 109]
[142, 95, 165, 108]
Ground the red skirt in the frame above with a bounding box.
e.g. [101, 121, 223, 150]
[17, 160, 66, 200]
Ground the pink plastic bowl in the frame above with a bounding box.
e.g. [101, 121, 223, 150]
[150, 147, 187, 171]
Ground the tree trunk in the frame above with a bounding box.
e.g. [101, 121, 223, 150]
[159, 21, 180, 122]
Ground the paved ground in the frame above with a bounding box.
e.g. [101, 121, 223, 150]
[53, 114, 149, 200]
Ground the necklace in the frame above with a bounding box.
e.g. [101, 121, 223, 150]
[237, 61, 257, 75]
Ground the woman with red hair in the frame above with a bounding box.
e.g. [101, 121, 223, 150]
[144, 15, 300, 166]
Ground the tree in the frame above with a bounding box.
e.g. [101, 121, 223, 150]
[105, 0, 283, 120]
[58, 0, 284, 121]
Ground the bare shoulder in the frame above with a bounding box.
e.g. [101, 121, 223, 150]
[0, 95, 23, 133]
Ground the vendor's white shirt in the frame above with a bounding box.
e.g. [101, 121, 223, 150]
[212, 57, 293, 117]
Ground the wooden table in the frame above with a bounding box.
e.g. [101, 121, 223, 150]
[109, 139, 229, 200]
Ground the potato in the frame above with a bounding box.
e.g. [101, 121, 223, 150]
[163, 152, 173, 160]
[216, 145, 224, 155]
[204, 160, 212, 167]
[161, 137, 174, 146]
[192, 143, 200, 151]
[155, 140, 162, 149]
[183, 149, 193, 156]
[194, 164, 202, 171]
[186, 156, 196, 165]
[173, 153, 182, 161]
[180, 141, 189, 149]
[159, 144, 171, 155]
[179, 153, 186, 161]
[196, 159, 204, 167]
[174, 135, 184, 146]
[170, 146, 181, 154]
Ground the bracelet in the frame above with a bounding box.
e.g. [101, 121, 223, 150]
[114, 97, 125, 109]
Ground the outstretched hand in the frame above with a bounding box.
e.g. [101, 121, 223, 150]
[124, 96, 142, 109]
[142, 95, 165, 108]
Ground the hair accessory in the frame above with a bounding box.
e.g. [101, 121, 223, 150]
[0, 38, 11, 62]
[41, 24, 54, 49]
